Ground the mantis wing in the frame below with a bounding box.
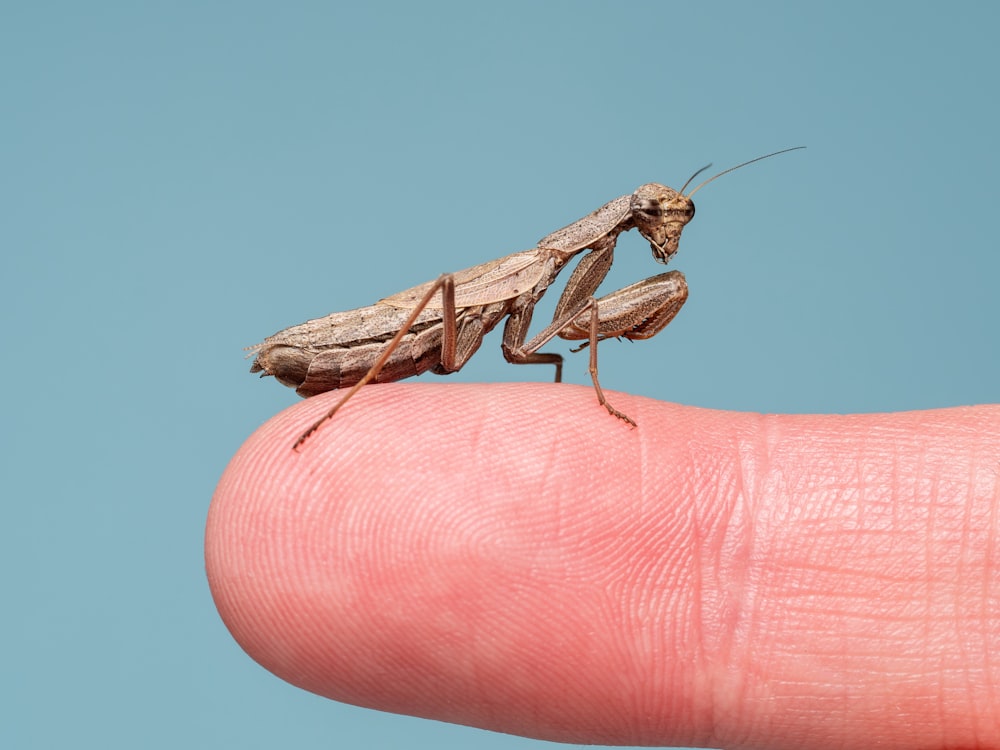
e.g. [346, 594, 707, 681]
[379, 249, 552, 310]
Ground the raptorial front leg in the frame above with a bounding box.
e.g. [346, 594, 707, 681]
[557, 270, 689, 344]
[502, 287, 641, 426]
[498, 241, 618, 382]
[551, 242, 615, 322]
[551, 270, 689, 426]
[502, 241, 615, 384]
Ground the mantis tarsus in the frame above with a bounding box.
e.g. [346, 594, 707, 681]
[249, 147, 804, 449]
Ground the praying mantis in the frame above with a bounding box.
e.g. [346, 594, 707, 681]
[249, 147, 803, 449]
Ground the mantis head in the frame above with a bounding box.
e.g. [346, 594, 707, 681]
[630, 184, 697, 264]
[632, 146, 805, 264]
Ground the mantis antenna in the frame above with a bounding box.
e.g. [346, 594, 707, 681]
[680, 146, 806, 198]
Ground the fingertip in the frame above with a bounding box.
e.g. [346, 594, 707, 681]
[206, 383, 710, 742]
[207, 385, 1000, 746]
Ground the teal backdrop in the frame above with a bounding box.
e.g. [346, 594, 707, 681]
[3, 2, 997, 749]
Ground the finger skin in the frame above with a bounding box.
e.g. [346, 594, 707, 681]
[206, 383, 1000, 749]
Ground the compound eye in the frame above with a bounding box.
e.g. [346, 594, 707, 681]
[667, 205, 694, 221]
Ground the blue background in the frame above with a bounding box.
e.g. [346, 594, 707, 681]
[4, 3, 997, 748]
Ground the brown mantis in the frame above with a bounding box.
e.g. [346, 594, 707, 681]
[250, 147, 803, 449]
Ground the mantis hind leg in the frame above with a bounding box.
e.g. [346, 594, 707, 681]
[293, 274, 457, 450]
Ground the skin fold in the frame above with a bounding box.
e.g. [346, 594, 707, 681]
[207, 383, 1000, 750]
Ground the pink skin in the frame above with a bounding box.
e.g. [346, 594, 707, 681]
[206, 384, 1000, 749]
